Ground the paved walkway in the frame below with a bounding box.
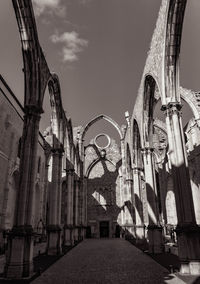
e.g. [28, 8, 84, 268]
[32, 239, 184, 284]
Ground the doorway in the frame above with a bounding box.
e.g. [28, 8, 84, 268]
[100, 221, 109, 238]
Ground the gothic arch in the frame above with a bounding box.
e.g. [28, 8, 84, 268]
[86, 157, 118, 179]
[81, 114, 123, 141]
[12, 0, 50, 109]
[66, 118, 74, 162]
[165, 0, 187, 102]
[180, 87, 200, 120]
[48, 74, 64, 141]
[143, 75, 160, 147]
[132, 120, 142, 168]
[126, 143, 132, 180]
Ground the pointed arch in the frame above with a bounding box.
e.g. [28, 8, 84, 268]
[81, 114, 123, 141]
[132, 119, 142, 168]
[48, 73, 64, 141]
[126, 143, 132, 180]
[86, 157, 118, 178]
[165, 0, 187, 101]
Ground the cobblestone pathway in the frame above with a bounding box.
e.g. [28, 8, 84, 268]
[32, 239, 184, 284]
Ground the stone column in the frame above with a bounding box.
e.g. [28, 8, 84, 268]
[46, 148, 62, 255]
[125, 178, 135, 238]
[73, 177, 79, 242]
[5, 106, 41, 278]
[41, 163, 49, 237]
[63, 169, 74, 246]
[57, 151, 63, 226]
[82, 177, 88, 238]
[133, 167, 145, 242]
[119, 175, 125, 229]
[163, 102, 200, 275]
[120, 139, 127, 232]
[142, 148, 163, 254]
[78, 179, 84, 240]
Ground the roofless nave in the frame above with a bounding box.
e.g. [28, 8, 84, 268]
[0, 0, 200, 280]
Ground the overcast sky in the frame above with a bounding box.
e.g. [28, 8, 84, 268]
[0, 0, 200, 143]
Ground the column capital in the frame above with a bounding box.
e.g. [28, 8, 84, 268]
[126, 178, 133, 183]
[24, 105, 43, 119]
[51, 148, 64, 155]
[133, 167, 143, 174]
[161, 102, 182, 117]
[141, 147, 154, 155]
[66, 168, 75, 175]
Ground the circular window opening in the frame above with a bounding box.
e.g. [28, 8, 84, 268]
[94, 134, 111, 149]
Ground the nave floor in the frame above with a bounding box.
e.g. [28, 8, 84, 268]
[32, 239, 185, 284]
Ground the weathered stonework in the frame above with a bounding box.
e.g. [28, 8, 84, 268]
[1, 0, 200, 279]
[85, 139, 123, 238]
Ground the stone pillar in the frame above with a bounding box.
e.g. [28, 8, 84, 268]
[125, 178, 135, 238]
[5, 106, 41, 278]
[120, 139, 127, 232]
[78, 178, 84, 240]
[82, 177, 88, 238]
[73, 177, 79, 242]
[42, 161, 49, 233]
[119, 175, 125, 228]
[163, 102, 200, 275]
[46, 147, 62, 255]
[57, 151, 63, 226]
[63, 169, 74, 246]
[133, 167, 145, 242]
[142, 148, 163, 254]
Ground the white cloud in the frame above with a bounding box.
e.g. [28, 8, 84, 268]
[50, 31, 88, 62]
[32, 0, 66, 17]
[79, 0, 92, 4]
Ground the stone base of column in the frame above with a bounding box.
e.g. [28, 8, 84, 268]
[148, 225, 163, 254]
[81, 227, 86, 239]
[63, 226, 72, 246]
[176, 224, 200, 275]
[73, 227, 79, 243]
[135, 225, 146, 241]
[0, 229, 5, 254]
[79, 227, 85, 241]
[46, 225, 61, 255]
[5, 226, 34, 279]
[122, 225, 136, 240]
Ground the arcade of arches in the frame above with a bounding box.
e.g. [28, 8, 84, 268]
[1, 0, 200, 280]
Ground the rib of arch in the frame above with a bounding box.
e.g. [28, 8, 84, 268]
[86, 157, 120, 178]
[81, 114, 123, 141]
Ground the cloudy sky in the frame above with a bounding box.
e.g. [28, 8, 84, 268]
[0, 0, 200, 142]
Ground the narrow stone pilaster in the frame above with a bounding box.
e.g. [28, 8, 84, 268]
[125, 178, 135, 238]
[46, 147, 62, 255]
[119, 175, 125, 227]
[57, 149, 63, 226]
[78, 179, 83, 240]
[73, 177, 79, 242]
[81, 177, 88, 238]
[133, 167, 145, 242]
[163, 102, 200, 274]
[63, 169, 74, 246]
[5, 106, 41, 278]
[142, 147, 163, 254]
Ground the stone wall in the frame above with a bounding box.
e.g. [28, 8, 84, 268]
[85, 139, 123, 238]
[0, 76, 47, 248]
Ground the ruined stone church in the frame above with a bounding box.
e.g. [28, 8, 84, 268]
[0, 0, 200, 280]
